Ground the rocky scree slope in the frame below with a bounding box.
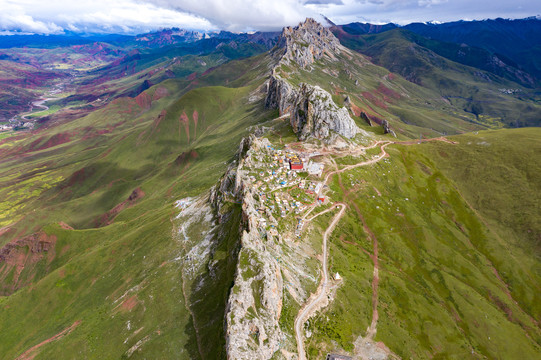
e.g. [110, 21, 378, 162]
[265, 19, 362, 143]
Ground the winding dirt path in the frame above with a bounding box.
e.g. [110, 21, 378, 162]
[353, 206, 380, 342]
[294, 142, 393, 360]
[293, 136, 455, 359]
[295, 203, 346, 360]
[15, 321, 81, 360]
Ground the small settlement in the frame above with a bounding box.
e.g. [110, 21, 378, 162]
[241, 138, 327, 240]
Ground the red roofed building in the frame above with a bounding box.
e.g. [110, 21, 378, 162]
[289, 158, 303, 170]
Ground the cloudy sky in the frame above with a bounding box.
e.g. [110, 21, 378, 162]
[0, 0, 539, 34]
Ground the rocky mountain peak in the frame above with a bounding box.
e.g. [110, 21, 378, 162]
[276, 18, 342, 69]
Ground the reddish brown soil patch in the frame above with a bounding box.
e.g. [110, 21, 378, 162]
[349, 102, 362, 117]
[27, 132, 72, 152]
[186, 72, 197, 81]
[135, 92, 152, 110]
[377, 83, 401, 100]
[174, 150, 198, 166]
[0, 226, 13, 237]
[487, 290, 515, 322]
[152, 86, 169, 101]
[60, 244, 71, 256]
[173, 150, 199, 175]
[121, 295, 138, 311]
[192, 110, 199, 138]
[154, 109, 167, 129]
[179, 111, 190, 143]
[15, 320, 81, 360]
[137, 109, 166, 146]
[0, 232, 57, 295]
[58, 222, 73, 230]
[388, 73, 396, 81]
[367, 113, 385, 126]
[201, 66, 216, 76]
[65, 166, 93, 188]
[96, 187, 145, 227]
[361, 91, 388, 109]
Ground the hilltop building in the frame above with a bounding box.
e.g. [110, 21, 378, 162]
[307, 160, 324, 177]
[289, 156, 303, 170]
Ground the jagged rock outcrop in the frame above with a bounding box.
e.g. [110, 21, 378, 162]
[213, 136, 283, 360]
[360, 111, 372, 126]
[275, 18, 342, 69]
[264, 18, 366, 144]
[290, 83, 360, 142]
[382, 119, 397, 137]
[264, 74, 296, 115]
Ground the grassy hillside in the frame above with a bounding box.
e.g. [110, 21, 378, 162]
[276, 44, 484, 139]
[332, 28, 541, 128]
[304, 128, 541, 358]
[0, 51, 277, 359]
[404, 18, 541, 80]
[1, 23, 539, 360]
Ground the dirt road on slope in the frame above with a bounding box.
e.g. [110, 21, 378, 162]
[295, 203, 346, 360]
[294, 142, 393, 360]
[15, 321, 81, 360]
[294, 137, 455, 359]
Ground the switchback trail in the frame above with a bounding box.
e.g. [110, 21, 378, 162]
[294, 141, 392, 360]
[294, 203, 346, 360]
[293, 136, 455, 359]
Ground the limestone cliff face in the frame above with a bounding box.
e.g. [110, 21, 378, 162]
[276, 18, 342, 69]
[265, 76, 361, 143]
[213, 136, 283, 360]
[290, 83, 359, 142]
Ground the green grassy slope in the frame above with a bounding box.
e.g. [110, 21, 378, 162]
[332, 28, 541, 128]
[0, 52, 276, 359]
[277, 46, 484, 139]
[1, 24, 539, 360]
[305, 128, 541, 358]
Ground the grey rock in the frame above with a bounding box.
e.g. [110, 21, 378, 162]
[275, 18, 342, 69]
[360, 111, 372, 126]
[382, 119, 397, 137]
[265, 73, 296, 115]
[290, 83, 360, 142]
[214, 136, 284, 360]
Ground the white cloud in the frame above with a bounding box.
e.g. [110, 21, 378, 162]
[0, 2, 63, 33]
[149, 0, 314, 31]
[0, 0, 215, 34]
[0, 0, 538, 34]
[418, 0, 448, 7]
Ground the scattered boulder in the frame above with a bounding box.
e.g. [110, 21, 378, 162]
[360, 111, 372, 126]
[382, 119, 397, 137]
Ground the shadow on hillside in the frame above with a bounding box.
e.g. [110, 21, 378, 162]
[184, 205, 242, 360]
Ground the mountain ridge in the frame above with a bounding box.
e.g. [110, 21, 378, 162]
[0, 16, 539, 360]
